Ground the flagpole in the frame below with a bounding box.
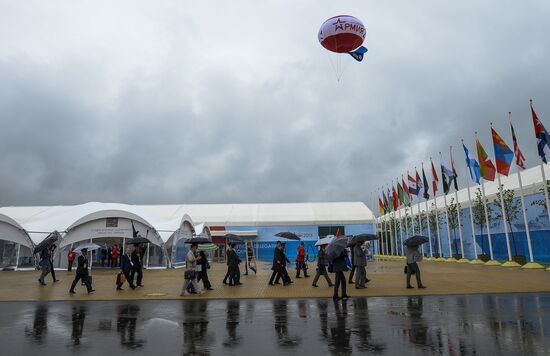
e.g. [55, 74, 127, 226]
[449, 146, 467, 263]
[438, 154, 454, 261]
[475, 131, 500, 266]
[517, 169, 542, 268]
[491, 122, 516, 267]
[400, 174, 407, 256]
[462, 139, 483, 264]
[426, 162, 443, 261]
[424, 198, 433, 258]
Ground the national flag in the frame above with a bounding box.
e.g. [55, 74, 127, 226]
[422, 167, 430, 200]
[451, 151, 459, 191]
[378, 196, 385, 215]
[336, 228, 342, 237]
[531, 101, 550, 163]
[431, 159, 439, 195]
[476, 139, 496, 181]
[463, 143, 481, 184]
[408, 174, 418, 196]
[511, 122, 526, 170]
[392, 185, 399, 210]
[383, 191, 390, 212]
[398, 181, 410, 206]
[491, 127, 514, 176]
[402, 178, 411, 199]
[440, 158, 456, 194]
[387, 188, 393, 211]
[416, 170, 425, 199]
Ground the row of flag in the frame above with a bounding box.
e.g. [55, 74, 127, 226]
[377, 100, 548, 216]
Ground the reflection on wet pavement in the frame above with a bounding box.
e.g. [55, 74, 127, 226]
[1, 293, 549, 355]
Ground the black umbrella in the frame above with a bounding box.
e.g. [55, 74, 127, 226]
[403, 235, 429, 247]
[33, 231, 60, 254]
[275, 232, 301, 240]
[326, 237, 349, 262]
[224, 233, 243, 242]
[348, 234, 378, 247]
[184, 237, 211, 244]
[130, 236, 150, 244]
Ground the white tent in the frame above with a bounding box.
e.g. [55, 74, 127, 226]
[0, 213, 34, 269]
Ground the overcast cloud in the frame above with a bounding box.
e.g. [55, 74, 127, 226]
[1, 0, 550, 207]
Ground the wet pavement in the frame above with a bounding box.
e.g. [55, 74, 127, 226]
[1, 293, 549, 355]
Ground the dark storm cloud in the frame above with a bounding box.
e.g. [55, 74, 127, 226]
[1, 0, 550, 207]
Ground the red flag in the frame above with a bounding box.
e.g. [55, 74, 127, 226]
[335, 228, 342, 237]
[431, 159, 439, 195]
[511, 122, 526, 170]
[402, 178, 411, 198]
[392, 185, 399, 210]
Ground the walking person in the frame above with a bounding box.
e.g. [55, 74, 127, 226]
[181, 243, 202, 296]
[38, 246, 52, 286]
[405, 245, 426, 289]
[244, 244, 257, 275]
[312, 244, 333, 287]
[268, 241, 283, 285]
[222, 243, 233, 285]
[331, 248, 350, 301]
[354, 241, 367, 289]
[107, 246, 112, 268]
[100, 247, 107, 267]
[111, 244, 120, 268]
[69, 248, 94, 294]
[227, 243, 242, 286]
[348, 246, 356, 284]
[67, 247, 77, 272]
[196, 250, 213, 290]
[295, 242, 309, 278]
[117, 247, 136, 290]
[130, 244, 143, 287]
[48, 244, 59, 283]
[275, 243, 292, 285]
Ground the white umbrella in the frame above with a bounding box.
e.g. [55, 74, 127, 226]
[315, 236, 334, 247]
[74, 243, 101, 252]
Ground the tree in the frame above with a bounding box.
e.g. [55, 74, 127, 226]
[427, 202, 443, 256]
[494, 184, 521, 256]
[472, 188, 493, 256]
[530, 179, 550, 209]
[447, 197, 462, 256]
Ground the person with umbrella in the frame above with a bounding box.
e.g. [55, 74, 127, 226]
[327, 237, 350, 301]
[130, 244, 144, 288]
[67, 247, 77, 272]
[196, 249, 213, 290]
[227, 243, 242, 286]
[69, 248, 94, 294]
[353, 241, 367, 289]
[274, 242, 292, 286]
[404, 236, 428, 289]
[181, 243, 202, 296]
[38, 245, 52, 286]
[312, 243, 333, 288]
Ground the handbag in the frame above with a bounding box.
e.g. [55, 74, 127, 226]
[116, 272, 126, 285]
[184, 270, 195, 280]
[404, 265, 416, 275]
[328, 262, 334, 273]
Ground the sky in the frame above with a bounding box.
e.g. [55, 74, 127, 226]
[1, 0, 549, 209]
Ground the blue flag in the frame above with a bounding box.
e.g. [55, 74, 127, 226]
[348, 46, 368, 62]
[463, 143, 481, 184]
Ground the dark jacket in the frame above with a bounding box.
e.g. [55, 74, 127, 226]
[76, 255, 89, 275]
[199, 252, 209, 270]
[227, 249, 241, 268]
[272, 247, 283, 269]
[332, 250, 348, 272]
[317, 248, 328, 267]
[131, 249, 142, 269]
[354, 245, 366, 267]
[120, 254, 133, 273]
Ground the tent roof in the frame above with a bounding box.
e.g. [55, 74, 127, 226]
[0, 201, 374, 244]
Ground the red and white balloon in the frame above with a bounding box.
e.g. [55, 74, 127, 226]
[318, 15, 366, 53]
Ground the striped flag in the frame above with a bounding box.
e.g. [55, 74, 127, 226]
[530, 100, 550, 163]
[476, 139, 496, 181]
[510, 122, 526, 170]
[416, 170, 425, 199]
[408, 174, 418, 196]
[491, 127, 514, 176]
[402, 177, 411, 199]
[422, 167, 430, 200]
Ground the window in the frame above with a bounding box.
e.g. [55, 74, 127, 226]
[106, 218, 119, 228]
[317, 226, 345, 238]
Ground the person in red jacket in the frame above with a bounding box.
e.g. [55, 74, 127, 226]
[295, 242, 309, 278]
[111, 244, 120, 268]
[67, 247, 77, 272]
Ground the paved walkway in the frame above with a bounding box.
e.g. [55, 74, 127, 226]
[1, 260, 550, 301]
